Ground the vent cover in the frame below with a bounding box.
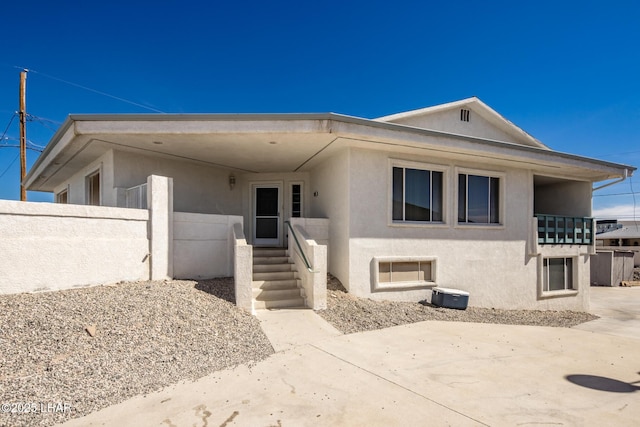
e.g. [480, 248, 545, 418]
[460, 109, 470, 122]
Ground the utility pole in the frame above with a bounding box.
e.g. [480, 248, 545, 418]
[19, 69, 27, 201]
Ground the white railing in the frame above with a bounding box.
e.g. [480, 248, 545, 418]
[125, 183, 148, 209]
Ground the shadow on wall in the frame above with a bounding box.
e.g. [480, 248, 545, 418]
[194, 277, 235, 304]
[565, 374, 640, 393]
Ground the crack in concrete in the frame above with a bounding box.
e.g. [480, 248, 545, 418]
[310, 344, 490, 426]
[218, 409, 238, 427]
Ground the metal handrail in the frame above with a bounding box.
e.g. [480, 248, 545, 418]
[284, 220, 314, 272]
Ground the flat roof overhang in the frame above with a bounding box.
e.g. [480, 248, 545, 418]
[25, 113, 636, 192]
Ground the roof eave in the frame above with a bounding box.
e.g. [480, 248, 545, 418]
[24, 113, 635, 191]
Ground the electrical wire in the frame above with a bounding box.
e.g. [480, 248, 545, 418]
[0, 145, 43, 153]
[0, 153, 19, 179]
[0, 113, 16, 142]
[26, 114, 62, 134]
[25, 114, 61, 125]
[20, 67, 166, 113]
[593, 192, 639, 197]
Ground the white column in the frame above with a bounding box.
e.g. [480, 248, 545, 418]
[232, 222, 253, 312]
[147, 175, 174, 280]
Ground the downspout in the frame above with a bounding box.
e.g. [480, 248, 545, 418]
[590, 169, 632, 255]
[592, 169, 629, 192]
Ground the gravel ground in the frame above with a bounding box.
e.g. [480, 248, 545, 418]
[0, 274, 605, 426]
[317, 275, 599, 334]
[0, 279, 273, 427]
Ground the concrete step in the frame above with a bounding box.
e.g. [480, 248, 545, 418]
[253, 256, 291, 265]
[253, 264, 296, 273]
[253, 288, 303, 301]
[253, 248, 287, 257]
[252, 279, 300, 290]
[254, 298, 306, 310]
[253, 271, 297, 281]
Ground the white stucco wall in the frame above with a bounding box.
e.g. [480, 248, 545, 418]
[0, 200, 149, 294]
[112, 150, 242, 215]
[386, 108, 524, 145]
[309, 149, 351, 287]
[53, 150, 116, 206]
[173, 212, 243, 279]
[343, 148, 590, 310]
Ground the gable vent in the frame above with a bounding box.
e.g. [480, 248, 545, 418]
[460, 109, 470, 122]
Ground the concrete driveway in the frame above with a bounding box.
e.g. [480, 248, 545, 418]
[61, 304, 640, 426]
[573, 285, 640, 339]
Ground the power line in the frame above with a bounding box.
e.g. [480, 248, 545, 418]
[0, 113, 16, 142]
[0, 145, 43, 153]
[593, 192, 640, 197]
[25, 114, 61, 125]
[1, 136, 45, 147]
[20, 67, 166, 113]
[27, 114, 60, 134]
[0, 153, 19, 179]
[595, 149, 640, 158]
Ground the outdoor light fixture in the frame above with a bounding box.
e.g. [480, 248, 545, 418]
[229, 173, 236, 190]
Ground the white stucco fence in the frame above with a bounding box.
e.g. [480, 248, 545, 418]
[173, 212, 243, 279]
[0, 200, 150, 294]
[0, 175, 245, 295]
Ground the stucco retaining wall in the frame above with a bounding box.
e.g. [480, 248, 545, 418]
[0, 200, 149, 294]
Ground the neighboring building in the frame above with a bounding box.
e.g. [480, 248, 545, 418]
[596, 219, 623, 234]
[595, 221, 640, 268]
[23, 97, 636, 311]
[596, 221, 640, 247]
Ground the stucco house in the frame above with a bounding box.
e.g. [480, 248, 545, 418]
[23, 97, 635, 312]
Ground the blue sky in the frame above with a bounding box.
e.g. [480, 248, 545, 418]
[0, 0, 638, 219]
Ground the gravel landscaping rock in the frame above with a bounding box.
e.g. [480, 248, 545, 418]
[0, 279, 273, 427]
[318, 275, 599, 334]
[0, 274, 603, 426]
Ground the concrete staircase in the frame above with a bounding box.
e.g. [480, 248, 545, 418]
[252, 248, 306, 310]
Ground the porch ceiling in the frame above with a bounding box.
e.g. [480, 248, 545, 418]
[26, 129, 343, 191]
[91, 132, 339, 173]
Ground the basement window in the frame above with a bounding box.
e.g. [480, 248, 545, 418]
[543, 257, 574, 292]
[373, 256, 437, 291]
[460, 109, 470, 122]
[538, 256, 578, 298]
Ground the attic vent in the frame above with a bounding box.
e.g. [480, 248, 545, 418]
[460, 109, 470, 122]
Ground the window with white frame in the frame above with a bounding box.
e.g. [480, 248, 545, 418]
[392, 166, 443, 222]
[543, 257, 574, 292]
[458, 173, 500, 224]
[379, 260, 433, 284]
[374, 256, 437, 291]
[86, 171, 100, 206]
[56, 189, 68, 204]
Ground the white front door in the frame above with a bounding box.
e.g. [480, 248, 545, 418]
[253, 184, 282, 246]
